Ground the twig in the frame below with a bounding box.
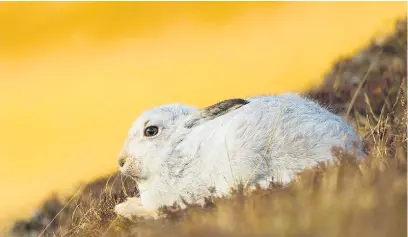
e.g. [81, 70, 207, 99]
[345, 50, 383, 118]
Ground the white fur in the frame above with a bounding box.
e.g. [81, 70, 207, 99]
[114, 93, 364, 219]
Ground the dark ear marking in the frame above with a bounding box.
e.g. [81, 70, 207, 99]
[200, 98, 249, 119]
[185, 98, 249, 128]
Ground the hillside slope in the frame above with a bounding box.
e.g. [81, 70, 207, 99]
[7, 19, 407, 237]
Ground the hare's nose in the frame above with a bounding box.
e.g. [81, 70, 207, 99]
[118, 156, 127, 167]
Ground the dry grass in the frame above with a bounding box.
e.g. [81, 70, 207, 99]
[6, 19, 407, 237]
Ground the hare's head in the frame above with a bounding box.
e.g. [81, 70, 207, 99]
[117, 99, 249, 181]
[118, 104, 195, 180]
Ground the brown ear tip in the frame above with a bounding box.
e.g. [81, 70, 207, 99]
[184, 98, 249, 129]
[230, 98, 250, 104]
[210, 98, 249, 108]
[217, 98, 249, 105]
[206, 98, 249, 113]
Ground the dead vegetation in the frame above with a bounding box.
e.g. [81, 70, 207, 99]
[6, 19, 407, 237]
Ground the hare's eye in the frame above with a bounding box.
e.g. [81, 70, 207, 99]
[144, 126, 159, 137]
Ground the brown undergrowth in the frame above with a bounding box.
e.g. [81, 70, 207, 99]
[6, 19, 407, 237]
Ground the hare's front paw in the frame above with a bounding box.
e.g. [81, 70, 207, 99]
[114, 197, 158, 220]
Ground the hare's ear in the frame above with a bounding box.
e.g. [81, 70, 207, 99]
[184, 98, 249, 128]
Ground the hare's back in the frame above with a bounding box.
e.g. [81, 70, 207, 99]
[227, 95, 362, 158]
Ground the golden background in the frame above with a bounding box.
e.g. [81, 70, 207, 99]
[0, 2, 406, 230]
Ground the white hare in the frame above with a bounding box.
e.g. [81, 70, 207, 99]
[114, 93, 364, 220]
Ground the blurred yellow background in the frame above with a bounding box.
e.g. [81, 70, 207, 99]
[0, 2, 406, 231]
